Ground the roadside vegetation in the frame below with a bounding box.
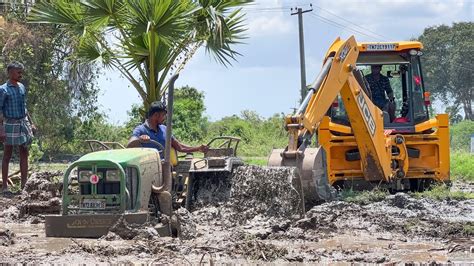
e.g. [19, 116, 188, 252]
[413, 184, 474, 201]
[451, 152, 474, 182]
[339, 189, 388, 205]
[449, 121, 474, 182]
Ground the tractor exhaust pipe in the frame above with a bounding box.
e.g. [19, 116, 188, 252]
[162, 73, 178, 191]
[152, 74, 179, 216]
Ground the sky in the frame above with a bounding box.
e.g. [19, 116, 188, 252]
[97, 0, 473, 124]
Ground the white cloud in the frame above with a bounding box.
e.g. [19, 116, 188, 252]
[244, 0, 295, 37]
[247, 15, 293, 37]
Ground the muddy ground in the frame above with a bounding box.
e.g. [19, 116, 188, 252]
[0, 166, 473, 264]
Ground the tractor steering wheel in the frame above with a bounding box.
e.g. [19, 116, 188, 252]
[127, 138, 165, 152]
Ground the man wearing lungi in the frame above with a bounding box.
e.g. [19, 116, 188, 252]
[0, 62, 35, 197]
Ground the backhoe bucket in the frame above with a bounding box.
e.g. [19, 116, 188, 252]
[268, 147, 334, 208]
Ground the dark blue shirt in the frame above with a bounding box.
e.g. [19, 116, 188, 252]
[365, 74, 393, 110]
[132, 121, 174, 155]
[0, 81, 27, 119]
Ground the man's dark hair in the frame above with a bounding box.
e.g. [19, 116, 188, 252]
[148, 101, 167, 117]
[7, 61, 24, 72]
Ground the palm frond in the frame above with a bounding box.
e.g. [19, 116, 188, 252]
[81, 0, 128, 29]
[28, 0, 86, 35]
[76, 37, 114, 68]
[125, 0, 190, 47]
[194, 1, 251, 66]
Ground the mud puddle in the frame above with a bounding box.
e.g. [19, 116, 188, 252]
[1, 166, 473, 264]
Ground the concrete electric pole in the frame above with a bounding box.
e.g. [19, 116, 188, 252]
[291, 5, 313, 103]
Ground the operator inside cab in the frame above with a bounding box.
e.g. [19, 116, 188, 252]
[364, 64, 396, 121]
[128, 101, 208, 158]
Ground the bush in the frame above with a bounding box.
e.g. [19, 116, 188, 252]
[450, 120, 474, 152]
[413, 184, 474, 200]
[451, 151, 474, 181]
[64, 114, 129, 156]
[339, 189, 388, 205]
[206, 111, 288, 157]
[28, 140, 44, 164]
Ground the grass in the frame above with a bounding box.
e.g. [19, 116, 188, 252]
[451, 151, 474, 181]
[413, 183, 474, 201]
[4, 162, 69, 173]
[242, 157, 267, 166]
[463, 223, 474, 236]
[339, 188, 388, 204]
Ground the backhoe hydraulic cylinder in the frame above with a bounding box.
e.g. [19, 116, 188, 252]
[297, 57, 333, 115]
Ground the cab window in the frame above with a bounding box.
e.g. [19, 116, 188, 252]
[410, 57, 429, 123]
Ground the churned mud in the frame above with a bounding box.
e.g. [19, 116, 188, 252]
[0, 168, 473, 264]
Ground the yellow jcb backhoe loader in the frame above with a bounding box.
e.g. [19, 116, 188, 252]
[269, 36, 449, 208]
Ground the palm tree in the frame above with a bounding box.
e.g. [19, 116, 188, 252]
[28, 0, 252, 113]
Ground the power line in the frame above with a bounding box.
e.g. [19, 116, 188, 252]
[311, 5, 394, 41]
[243, 10, 287, 14]
[242, 6, 292, 11]
[242, 6, 288, 14]
[312, 13, 384, 40]
[308, 13, 373, 39]
[242, 2, 312, 12]
[243, 8, 287, 11]
[243, 3, 394, 41]
[308, 13, 385, 41]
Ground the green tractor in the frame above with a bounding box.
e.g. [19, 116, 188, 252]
[45, 75, 243, 238]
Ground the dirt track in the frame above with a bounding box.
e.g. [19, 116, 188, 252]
[0, 167, 473, 264]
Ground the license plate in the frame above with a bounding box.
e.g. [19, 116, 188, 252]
[366, 43, 396, 51]
[81, 199, 106, 209]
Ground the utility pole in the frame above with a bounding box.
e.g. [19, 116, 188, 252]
[291, 5, 313, 103]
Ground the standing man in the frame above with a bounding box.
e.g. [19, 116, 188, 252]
[0, 62, 35, 197]
[365, 64, 395, 121]
[128, 101, 208, 156]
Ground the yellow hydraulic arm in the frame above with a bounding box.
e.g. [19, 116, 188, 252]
[284, 36, 398, 181]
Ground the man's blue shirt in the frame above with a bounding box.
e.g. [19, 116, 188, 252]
[365, 74, 393, 110]
[132, 121, 174, 153]
[0, 81, 27, 119]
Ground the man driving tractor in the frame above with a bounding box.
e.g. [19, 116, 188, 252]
[128, 101, 208, 156]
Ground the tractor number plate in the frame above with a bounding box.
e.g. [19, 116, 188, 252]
[81, 199, 106, 209]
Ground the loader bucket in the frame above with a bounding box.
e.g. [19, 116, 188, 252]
[268, 147, 335, 208]
[44, 212, 171, 238]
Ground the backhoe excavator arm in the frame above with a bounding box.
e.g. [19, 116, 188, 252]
[284, 36, 394, 181]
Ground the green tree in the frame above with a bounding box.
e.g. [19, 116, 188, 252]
[206, 111, 287, 157]
[70, 112, 129, 154]
[445, 105, 463, 125]
[173, 86, 208, 142]
[450, 120, 474, 152]
[0, 20, 100, 156]
[124, 104, 144, 137]
[418, 22, 473, 120]
[28, 0, 252, 115]
[123, 86, 207, 144]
